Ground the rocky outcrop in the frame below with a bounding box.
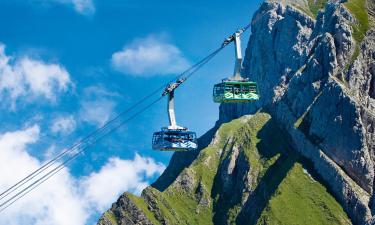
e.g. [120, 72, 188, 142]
[98, 194, 153, 225]
[220, 0, 375, 224]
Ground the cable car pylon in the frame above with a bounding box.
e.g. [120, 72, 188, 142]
[152, 78, 198, 151]
[213, 28, 260, 103]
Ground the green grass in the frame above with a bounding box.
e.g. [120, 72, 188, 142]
[293, 0, 328, 18]
[146, 113, 277, 225]
[345, 0, 369, 44]
[344, 45, 361, 73]
[102, 211, 118, 225]
[162, 189, 213, 225]
[143, 188, 182, 224]
[213, 113, 296, 224]
[126, 192, 161, 225]
[256, 163, 352, 225]
[308, 0, 329, 17]
[293, 4, 314, 18]
[191, 146, 220, 192]
[343, 0, 369, 68]
[192, 116, 246, 191]
[241, 114, 289, 187]
[126, 117, 255, 225]
[294, 113, 306, 128]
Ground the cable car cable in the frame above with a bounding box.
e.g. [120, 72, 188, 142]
[0, 96, 164, 213]
[0, 42, 225, 202]
[0, 22, 252, 213]
[0, 43, 228, 213]
[0, 85, 164, 202]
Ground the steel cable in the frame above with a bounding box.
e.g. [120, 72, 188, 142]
[0, 22, 255, 213]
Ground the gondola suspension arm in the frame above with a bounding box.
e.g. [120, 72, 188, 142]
[222, 28, 246, 80]
[162, 78, 186, 130]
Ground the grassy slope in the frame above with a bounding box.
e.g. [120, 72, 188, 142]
[292, 0, 328, 18]
[344, 0, 369, 65]
[127, 193, 161, 225]
[146, 117, 248, 225]
[257, 163, 352, 225]
[214, 114, 283, 225]
[108, 113, 351, 225]
[345, 0, 369, 43]
[101, 211, 118, 225]
[308, 0, 328, 17]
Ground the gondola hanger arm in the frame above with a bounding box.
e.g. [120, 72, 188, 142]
[162, 77, 187, 96]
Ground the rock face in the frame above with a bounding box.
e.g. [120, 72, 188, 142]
[98, 0, 375, 224]
[220, 0, 375, 224]
[98, 194, 154, 225]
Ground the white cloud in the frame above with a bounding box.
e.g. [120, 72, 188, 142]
[0, 126, 88, 225]
[43, 144, 59, 160]
[80, 99, 115, 127]
[0, 125, 165, 225]
[0, 44, 71, 108]
[50, 115, 76, 135]
[82, 154, 165, 211]
[51, 0, 95, 15]
[79, 86, 118, 127]
[111, 35, 190, 76]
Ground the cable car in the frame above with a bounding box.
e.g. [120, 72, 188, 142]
[213, 79, 259, 103]
[213, 28, 260, 103]
[152, 128, 197, 151]
[152, 78, 198, 151]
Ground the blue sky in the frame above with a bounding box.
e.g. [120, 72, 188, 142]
[0, 0, 263, 224]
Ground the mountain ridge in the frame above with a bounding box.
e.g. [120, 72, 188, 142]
[98, 0, 375, 224]
[98, 113, 351, 225]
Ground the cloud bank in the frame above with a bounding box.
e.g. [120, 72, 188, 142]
[0, 125, 165, 225]
[82, 155, 165, 211]
[0, 44, 71, 108]
[79, 86, 118, 127]
[111, 35, 190, 76]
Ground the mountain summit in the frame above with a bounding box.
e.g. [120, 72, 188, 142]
[98, 0, 375, 224]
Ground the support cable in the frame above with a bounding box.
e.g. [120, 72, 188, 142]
[0, 23, 251, 213]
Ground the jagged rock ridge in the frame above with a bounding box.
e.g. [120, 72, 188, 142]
[98, 0, 375, 224]
[221, 0, 375, 224]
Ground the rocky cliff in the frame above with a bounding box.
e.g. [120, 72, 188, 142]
[98, 0, 375, 224]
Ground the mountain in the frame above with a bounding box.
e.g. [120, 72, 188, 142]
[97, 0, 375, 224]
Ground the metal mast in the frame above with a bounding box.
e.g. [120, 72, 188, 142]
[162, 78, 186, 130]
[167, 90, 179, 129]
[233, 30, 243, 80]
[222, 28, 246, 81]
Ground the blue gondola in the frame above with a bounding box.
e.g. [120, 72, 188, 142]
[152, 78, 198, 151]
[152, 128, 197, 151]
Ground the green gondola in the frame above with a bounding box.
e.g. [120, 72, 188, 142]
[213, 28, 260, 104]
[213, 79, 259, 103]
